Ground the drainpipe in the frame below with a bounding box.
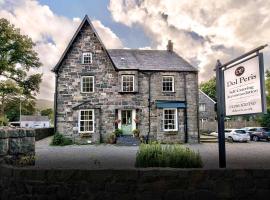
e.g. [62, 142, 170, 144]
[146, 73, 151, 144]
[54, 73, 59, 133]
[184, 73, 188, 143]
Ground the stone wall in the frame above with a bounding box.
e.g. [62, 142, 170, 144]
[0, 166, 269, 199]
[34, 128, 54, 141]
[199, 90, 216, 121]
[0, 128, 35, 165]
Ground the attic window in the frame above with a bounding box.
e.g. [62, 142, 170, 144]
[82, 52, 92, 64]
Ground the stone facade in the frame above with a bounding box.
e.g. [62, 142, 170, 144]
[199, 90, 216, 122]
[54, 17, 199, 143]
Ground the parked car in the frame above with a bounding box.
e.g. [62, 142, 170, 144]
[242, 127, 270, 142]
[224, 129, 250, 142]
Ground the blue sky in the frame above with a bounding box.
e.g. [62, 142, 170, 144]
[39, 0, 151, 48]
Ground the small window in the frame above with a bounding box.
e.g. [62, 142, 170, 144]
[81, 76, 94, 93]
[163, 109, 178, 131]
[82, 52, 92, 64]
[199, 103, 206, 112]
[122, 75, 134, 92]
[162, 76, 174, 92]
[79, 110, 94, 133]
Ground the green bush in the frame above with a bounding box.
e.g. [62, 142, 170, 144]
[135, 143, 203, 168]
[114, 128, 123, 137]
[0, 115, 9, 126]
[51, 132, 73, 146]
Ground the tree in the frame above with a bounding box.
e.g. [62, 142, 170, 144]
[265, 70, 270, 108]
[199, 77, 217, 102]
[41, 108, 54, 124]
[0, 18, 42, 97]
[0, 80, 20, 115]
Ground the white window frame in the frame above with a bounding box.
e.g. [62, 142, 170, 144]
[78, 109, 95, 133]
[121, 75, 135, 92]
[163, 108, 178, 131]
[82, 52, 92, 64]
[199, 103, 206, 112]
[81, 76, 94, 93]
[162, 76, 174, 92]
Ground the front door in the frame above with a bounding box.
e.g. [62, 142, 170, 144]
[121, 110, 132, 135]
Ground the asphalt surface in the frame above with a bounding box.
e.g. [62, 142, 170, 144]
[33, 136, 270, 169]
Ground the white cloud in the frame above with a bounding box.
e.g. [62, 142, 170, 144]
[109, 0, 270, 82]
[0, 0, 123, 101]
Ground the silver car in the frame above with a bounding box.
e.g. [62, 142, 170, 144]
[225, 129, 250, 142]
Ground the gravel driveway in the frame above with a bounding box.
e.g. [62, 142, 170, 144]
[34, 137, 270, 169]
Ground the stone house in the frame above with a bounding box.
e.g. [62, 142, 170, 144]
[199, 90, 216, 130]
[53, 15, 199, 143]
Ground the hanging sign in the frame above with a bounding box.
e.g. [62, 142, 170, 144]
[224, 55, 266, 116]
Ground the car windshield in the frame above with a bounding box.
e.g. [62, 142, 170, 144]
[261, 128, 270, 132]
[235, 130, 246, 134]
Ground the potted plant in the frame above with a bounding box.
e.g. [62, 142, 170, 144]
[114, 128, 123, 137]
[133, 129, 140, 138]
[107, 133, 116, 144]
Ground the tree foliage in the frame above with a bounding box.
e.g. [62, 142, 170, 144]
[199, 77, 217, 102]
[41, 108, 54, 124]
[0, 18, 42, 97]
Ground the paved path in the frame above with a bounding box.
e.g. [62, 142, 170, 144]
[34, 137, 270, 169]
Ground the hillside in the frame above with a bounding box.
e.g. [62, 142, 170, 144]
[36, 99, 54, 110]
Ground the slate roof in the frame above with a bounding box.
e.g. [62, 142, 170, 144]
[107, 49, 197, 72]
[52, 15, 197, 73]
[21, 115, 49, 122]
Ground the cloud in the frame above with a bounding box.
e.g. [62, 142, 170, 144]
[0, 0, 123, 101]
[108, 0, 270, 82]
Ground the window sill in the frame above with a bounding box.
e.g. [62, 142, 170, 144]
[118, 91, 138, 94]
[163, 131, 178, 135]
[162, 91, 176, 93]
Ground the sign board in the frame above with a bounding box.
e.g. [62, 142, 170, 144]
[224, 55, 266, 116]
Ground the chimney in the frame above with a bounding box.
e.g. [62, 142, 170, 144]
[167, 40, 173, 52]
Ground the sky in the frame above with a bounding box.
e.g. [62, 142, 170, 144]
[0, 0, 270, 101]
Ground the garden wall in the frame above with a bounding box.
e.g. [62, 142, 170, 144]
[34, 127, 54, 141]
[0, 166, 269, 199]
[0, 128, 35, 165]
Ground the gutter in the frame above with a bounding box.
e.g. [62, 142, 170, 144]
[54, 73, 59, 133]
[184, 73, 188, 143]
[146, 73, 152, 144]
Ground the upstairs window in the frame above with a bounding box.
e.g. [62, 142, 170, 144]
[162, 76, 174, 92]
[81, 76, 94, 93]
[199, 103, 206, 112]
[82, 52, 92, 64]
[163, 109, 178, 131]
[79, 110, 94, 133]
[122, 75, 134, 92]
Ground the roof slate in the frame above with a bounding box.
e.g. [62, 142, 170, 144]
[21, 115, 49, 122]
[107, 49, 197, 72]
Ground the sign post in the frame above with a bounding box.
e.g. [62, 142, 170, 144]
[215, 45, 267, 168]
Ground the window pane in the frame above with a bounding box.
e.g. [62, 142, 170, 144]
[162, 76, 173, 92]
[164, 109, 177, 131]
[82, 76, 94, 93]
[122, 75, 134, 92]
[80, 110, 94, 132]
[82, 53, 92, 64]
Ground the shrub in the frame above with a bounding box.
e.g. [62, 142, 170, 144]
[132, 129, 140, 137]
[114, 128, 123, 137]
[135, 143, 203, 168]
[0, 115, 9, 126]
[51, 132, 73, 146]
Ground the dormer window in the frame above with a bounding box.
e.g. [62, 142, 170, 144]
[162, 76, 174, 92]
[122, 75, 134, 92]
[82, 52, 92, 64]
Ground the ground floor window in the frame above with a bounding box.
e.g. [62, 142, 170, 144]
[163, 108, 178, 131]
[79, 109, 94, 133]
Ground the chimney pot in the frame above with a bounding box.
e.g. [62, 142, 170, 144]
[167, 40, 173, 52]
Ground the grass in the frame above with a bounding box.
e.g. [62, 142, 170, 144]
[50, 132, 73, 146]
[135, 142, 203, 168]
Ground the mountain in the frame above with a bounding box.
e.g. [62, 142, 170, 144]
[36, 99, 54, 110]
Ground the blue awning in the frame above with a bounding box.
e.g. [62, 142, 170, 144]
[156, 101, 186, 108]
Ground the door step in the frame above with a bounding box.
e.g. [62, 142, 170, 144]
[116, 135, 140, 146]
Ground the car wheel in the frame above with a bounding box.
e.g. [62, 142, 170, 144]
[228, 137, 233, 143]
[252, 136, 259, 142]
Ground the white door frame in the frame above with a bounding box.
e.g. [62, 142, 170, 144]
[118, 109, 136, 131]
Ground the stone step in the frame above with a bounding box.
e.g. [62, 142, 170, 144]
[116, 135, 140, 146]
